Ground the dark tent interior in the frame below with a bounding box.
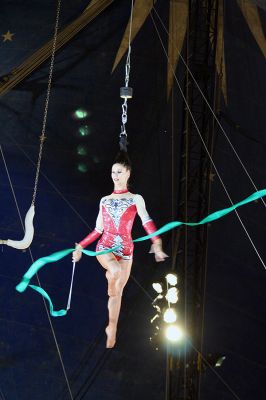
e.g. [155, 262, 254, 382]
[0, 1, 265, 399]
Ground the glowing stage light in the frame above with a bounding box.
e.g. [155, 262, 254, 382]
[205, 353, 226, 368]
[165, 287, 178, 304]
[78, 125, 90, 137]
[163, 308, 177, 323]
[165, 325, 184, 342]
[165, 273, 177, 286]
[77, 163, 88, 173]
[77, 145, 88, 156]
[153, 294, 163, 302]
[153, 305, 161, 313]
[152, 282, 163, 294]
[152, 294, 164, 316]
[215, 356, 226, 368]
[74, 109, 88, 119]
[150, 314, 160, 324]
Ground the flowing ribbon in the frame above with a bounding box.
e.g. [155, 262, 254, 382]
[16, 247, 120, 317]
[16, 189, 266, 317]
[133, 189, 266, 242]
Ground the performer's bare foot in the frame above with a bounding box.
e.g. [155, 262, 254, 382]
[106, 325, 117, 348]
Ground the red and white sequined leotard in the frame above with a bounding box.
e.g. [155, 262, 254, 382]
[78, 192, 159, 260]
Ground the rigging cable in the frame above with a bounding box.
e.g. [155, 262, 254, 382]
[3, 131, 92, 229]
[0, 387, 6, 400]
[131, 269, 242, 400]
[1, 0, 74, 398]
[152, 6, 266, 208]
[149, 11, 266, 271]
[148, 8, 258, 399]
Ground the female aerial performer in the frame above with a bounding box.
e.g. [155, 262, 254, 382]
[72, 151, 168, 348]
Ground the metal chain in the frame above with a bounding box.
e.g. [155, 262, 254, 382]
[120, 47, 131, 137]
[32, 0, 61, 205]
[125, 47, 131, 87]
[120, 0, 134, 141]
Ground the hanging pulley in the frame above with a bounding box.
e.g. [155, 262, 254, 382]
[120, 86, 133, 99]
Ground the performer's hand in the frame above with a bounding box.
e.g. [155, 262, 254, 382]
[72, 244, 83, 262]
[149, 240, 168, 262]
[154, 250, 168, 262]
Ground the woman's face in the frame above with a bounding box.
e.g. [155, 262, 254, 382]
[111, 163, 130, 187]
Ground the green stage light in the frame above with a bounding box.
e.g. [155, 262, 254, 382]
[74, 109, 88, 119]
[78, 125, 90, 137]
[77, 163, 88, 173]
[77, 145, 88, 156]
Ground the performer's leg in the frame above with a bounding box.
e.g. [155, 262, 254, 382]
[97, 253, 121, 296]
[106, 258, 132, 348]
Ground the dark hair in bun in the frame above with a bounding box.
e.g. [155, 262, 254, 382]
[113, 150, 132, 172]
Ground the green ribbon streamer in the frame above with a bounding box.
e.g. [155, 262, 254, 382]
[29, 285, 67, 317]
[16, 189, 266, 317]
[16, 246, 121, 317]
[133, 189, 266, 242]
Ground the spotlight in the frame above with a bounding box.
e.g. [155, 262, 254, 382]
[150, 314, 160, 324]
[165, 287, 178, 304]
[165, 325, 184, 342]
[78, 125, 90, 137]
[152, 294, 164, 311]
[165, 273, 177, 286]
[74, 109, 88, 119]
[205, 353, 226, 368]
[77, 163, 88, 173]
[152, 294, 163, 304]
[163, 308, 177, 323]
[215, 356, 226, 368]
[153, 305, 161, 313]
[76, 145, 88, 156]
[152, 282, 163, 294]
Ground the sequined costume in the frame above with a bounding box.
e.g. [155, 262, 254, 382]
[78, 193, 159, 260]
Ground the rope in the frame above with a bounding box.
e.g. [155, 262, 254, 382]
[0, 146, 73, 398]
[150, 12, 266, 272]
[32, 0, 61, 205]
[149, 13, 257, 398]
[0, 145, 26, 237]
[189, 342, 241, 400]
[0, 1, 73, 397]
[0, 387, 6, 400]
[3, 132, 92, 230]
[130, 274, 154, 301]
[152, 6, 266, 209]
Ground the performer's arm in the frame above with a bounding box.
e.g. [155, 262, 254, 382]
[135, 195, 168, 262]
[72, 200, 104, 262]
